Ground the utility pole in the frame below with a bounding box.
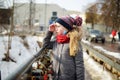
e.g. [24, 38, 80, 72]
[44, 0, 47, 31]
[29, 0, 35, 33]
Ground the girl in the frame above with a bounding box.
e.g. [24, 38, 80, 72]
[43, 15, 84, 80]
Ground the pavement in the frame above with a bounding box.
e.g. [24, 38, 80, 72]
[85, 69, 92, 80]
[92, 33, 120, 53]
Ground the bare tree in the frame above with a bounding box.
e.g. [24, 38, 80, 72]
[85, 4, 98, 29]
[29, 0, 35, 32]
[2, 0, 16, 62]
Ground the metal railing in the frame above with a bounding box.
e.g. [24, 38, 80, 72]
[6, 45, 48, 80]
[82, 41, 120, 76]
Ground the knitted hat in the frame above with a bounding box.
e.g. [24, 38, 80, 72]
[55, 15, 82, 31]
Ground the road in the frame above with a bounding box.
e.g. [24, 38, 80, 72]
[90, 41, 120, 53]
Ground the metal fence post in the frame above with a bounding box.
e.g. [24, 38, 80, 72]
[0, 70, 1, 80]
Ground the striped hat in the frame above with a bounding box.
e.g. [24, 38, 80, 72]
[55, 15, 82, 31]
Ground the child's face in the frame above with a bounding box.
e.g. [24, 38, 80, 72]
[55, 22, 68, 35]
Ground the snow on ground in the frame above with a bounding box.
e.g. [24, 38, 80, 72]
[84, 51, 115, 80]
[0, 36, 118, 80]
[0, 36, 43, 80]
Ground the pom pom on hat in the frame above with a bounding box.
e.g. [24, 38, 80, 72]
[74, 15, 82, 27]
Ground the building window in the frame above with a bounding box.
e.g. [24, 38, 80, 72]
[52, 12, 57, 16]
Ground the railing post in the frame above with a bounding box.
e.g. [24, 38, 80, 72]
[0, 70, 1, 80]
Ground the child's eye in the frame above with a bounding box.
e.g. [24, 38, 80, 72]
[56, 25, 60, 28]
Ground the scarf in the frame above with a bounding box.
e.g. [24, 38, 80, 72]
[56, 35, 70, 43]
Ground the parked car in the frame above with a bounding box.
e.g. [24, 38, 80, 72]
[86, 29, 105, 44]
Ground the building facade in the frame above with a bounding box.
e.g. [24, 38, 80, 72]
[14, 3, 84, 32]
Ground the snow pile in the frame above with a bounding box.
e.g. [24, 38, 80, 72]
[0, 36, 43, 80]
[84, 51, 114, 80]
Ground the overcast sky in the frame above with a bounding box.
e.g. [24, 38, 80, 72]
[15, 0, 97, 12]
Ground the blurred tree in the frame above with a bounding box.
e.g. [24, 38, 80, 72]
[86, 0, 120, 31]
[85, 4, 99, 29]
[100, 0, 120, 30]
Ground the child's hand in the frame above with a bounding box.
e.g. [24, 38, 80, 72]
[49, 24, 56, 32]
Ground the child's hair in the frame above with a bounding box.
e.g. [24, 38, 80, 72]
[68, 27, 83, 56]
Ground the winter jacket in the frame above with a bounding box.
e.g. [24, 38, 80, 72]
[43, 31, 85, 80]
[111, 30, 117, 37]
